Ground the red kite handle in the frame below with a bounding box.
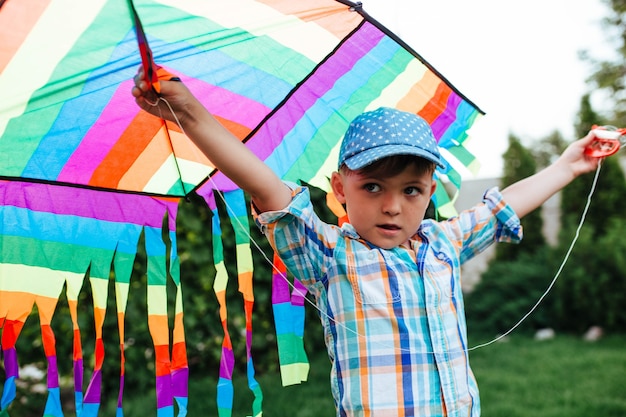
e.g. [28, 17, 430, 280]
[584, 125, 626, 158]
[129, 0, 180, 93]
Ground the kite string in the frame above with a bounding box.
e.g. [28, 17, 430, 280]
[468, 158, 602, 350]
[157, 94, 603, 354]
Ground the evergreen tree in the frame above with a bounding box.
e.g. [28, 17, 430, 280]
[495, 134, 545, 261]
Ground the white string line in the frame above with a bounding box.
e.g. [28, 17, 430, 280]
[156, 95, 602, 355]
[468, 159, 603, 351]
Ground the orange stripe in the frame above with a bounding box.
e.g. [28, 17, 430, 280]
[418, 82, 452, 125]
[172, 341, 188, 370]
[41, 324, 56, 357]
[169, 127, 212, 164]
[94, 338, 104, 370]
[148, 314, 170, 346]
[258, 0, 362, 40]
[173, 312, 185, 344]
[216, 291, 227, 320]
[0, 0, 51, 73]
[154, 344, 172, 377]
[239, 271, 254, 301]
[215, 116, 253, 141]
[1, 319, 25, 349]
[221, 321, 233, 350]
[89, 112, 164, 189]
[120, 344, 126, 375]
[35, 295, 59, 325]
[94, 307, 106, 338]
[117, 312, 125, 341]
[245, 300, 254, 331]
[397, 71, 441, 116]
[73, 329, 83, 361]
[0, 291, 35, 321]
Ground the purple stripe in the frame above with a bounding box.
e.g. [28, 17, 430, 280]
[156, 374, 173, 409]
[83, 369, 101, 404]
[1, 180, 176, 228]
[172, 367, 189, 397]
[196, 187, 217, 211]
[47, 355, 60, 389]
[272, 271, 292, 304]
[74, 358, 83, 392]
[291, 279, 308, 307]
[431, 92, 461, 139]
[117, 374, 124, 408]
[3, 348, 18, 378]
[219, 347, 235, 380]
[210, 22, 384, 190]
[57, 80, 138, 183]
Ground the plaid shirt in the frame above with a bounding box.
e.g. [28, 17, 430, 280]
[255, 184, 522, 417]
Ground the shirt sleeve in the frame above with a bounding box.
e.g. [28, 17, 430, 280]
[253, 182, 339, 288]
[434, 186, 523, 263]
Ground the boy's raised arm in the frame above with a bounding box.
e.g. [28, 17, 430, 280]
[132, 72, 292, 213]
[501, 132, 601, 218]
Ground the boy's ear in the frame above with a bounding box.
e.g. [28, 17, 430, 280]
[330, 172, 347, 204]
[429, 179, 437, 197]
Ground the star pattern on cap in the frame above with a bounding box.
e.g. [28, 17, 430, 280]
[339, 107, 442, 169]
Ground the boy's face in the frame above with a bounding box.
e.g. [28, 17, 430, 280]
[331, 164, 436, 250]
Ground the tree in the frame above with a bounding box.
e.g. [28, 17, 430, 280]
[584, 0, 626, 125]
[495, 134, 545, 261]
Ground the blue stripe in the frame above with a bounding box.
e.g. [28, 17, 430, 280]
[1, 206, 141, 251]
[264, 35, 402, 178]
[151, 37, 293, 108]
[22, 31, 138, 179]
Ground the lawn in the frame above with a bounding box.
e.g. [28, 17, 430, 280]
[4, 334, 625, 416]
[102, 334, 626, 416]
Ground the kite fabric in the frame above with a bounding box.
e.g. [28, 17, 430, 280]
[0, 0, 484, 415]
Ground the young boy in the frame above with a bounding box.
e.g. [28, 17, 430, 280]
[132, 71, 600, 416]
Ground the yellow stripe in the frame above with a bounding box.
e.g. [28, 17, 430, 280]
[90, 277, 109, 310]
[0, 0, 107, 137]
[0, 263, 71, 298]
[156, 0, 341, 62]
[147, 284, 168, 315]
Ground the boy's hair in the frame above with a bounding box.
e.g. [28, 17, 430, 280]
[340, 154, 436, 178]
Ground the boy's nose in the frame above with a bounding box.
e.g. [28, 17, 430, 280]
[381, 193, 401, 215]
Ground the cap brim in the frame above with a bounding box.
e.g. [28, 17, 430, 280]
[343, 144, 445, 170]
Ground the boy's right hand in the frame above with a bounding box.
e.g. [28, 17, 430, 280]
[131, 67, 195, 127]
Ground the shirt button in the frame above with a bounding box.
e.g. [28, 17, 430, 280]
[368, 252, 376, 260]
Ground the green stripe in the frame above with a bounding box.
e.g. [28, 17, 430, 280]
[2, 235, 113, 274]
[0, 0, 133, 175]
[142, 6, 314, 85]
[283, 47, 413, 183]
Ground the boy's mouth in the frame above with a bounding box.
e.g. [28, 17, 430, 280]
[378, 223, 401, 231]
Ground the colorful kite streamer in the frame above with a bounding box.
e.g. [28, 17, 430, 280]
[0, 0, 484, 415]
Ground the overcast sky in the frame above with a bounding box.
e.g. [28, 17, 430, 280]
[362, 0, 616, 178]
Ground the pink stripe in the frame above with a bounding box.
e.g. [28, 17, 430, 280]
[189, 77, 271, 129]
[1, 180, 176, 228]
[57, 79, 138, 183]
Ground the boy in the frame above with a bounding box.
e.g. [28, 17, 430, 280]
[132, 71, 600, 416]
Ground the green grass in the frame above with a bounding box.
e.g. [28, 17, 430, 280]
[469, 334, 626, 417]
[5, 335, 625, 416]
[103, 334, 626, 416]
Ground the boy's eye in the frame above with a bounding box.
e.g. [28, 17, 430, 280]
[364, 183, 380, 192]
[405, 186, 421, 196]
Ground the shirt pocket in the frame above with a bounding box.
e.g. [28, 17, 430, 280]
[346, 248, 402, 305]
[424, 250, 454, 302]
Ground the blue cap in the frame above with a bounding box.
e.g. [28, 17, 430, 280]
[338, 107, 444, 170]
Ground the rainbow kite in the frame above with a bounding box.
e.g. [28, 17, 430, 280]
[0, 0, 484, 415]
